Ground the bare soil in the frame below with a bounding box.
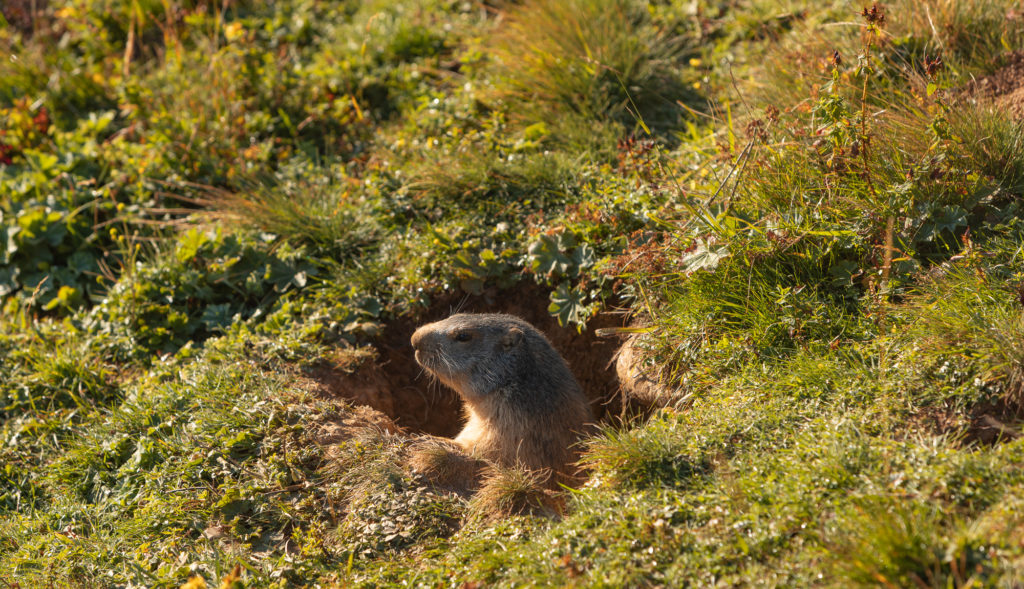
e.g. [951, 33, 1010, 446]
[908, 394, 1024, 447]
[961, 51, 1024, 118]
[968, 397, 1024, 445]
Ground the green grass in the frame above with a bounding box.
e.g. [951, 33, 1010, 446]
[953, 104, 1024, 197]
[487, 0, 701, 147]
[3, 0, 1024, 586]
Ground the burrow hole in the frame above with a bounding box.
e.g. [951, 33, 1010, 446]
[308, 283, 627, 436]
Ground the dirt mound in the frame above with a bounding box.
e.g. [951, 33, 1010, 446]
[615, 333, 687, 408]
[310, 282, 626, 437]
[962, 51, 1024, 118]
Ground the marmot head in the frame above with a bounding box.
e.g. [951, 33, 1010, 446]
[411, 313, 537, 399]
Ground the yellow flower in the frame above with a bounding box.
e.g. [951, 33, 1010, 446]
[179, 577, 208, 589]
[224, 22, 244, 42]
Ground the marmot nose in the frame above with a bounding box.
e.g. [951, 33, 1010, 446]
[410, 326, 428, 350]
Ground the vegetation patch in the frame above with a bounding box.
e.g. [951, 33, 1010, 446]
[4, 0, 1024, 586]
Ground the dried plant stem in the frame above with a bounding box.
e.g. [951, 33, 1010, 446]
[123, 14, 136, 79]
[856, 23, 895, 301]
[882, 214, 894, 290]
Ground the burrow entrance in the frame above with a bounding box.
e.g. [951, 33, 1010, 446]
[309, 282, 627, 437]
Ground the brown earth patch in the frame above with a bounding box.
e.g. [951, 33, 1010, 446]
[308, 282, 627, 437]
[961, 51, 1024, 119]
[906, 396, 1024, 446]
[967, 398, 1024, 445]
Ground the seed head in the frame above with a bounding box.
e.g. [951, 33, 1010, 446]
[924, 55, 944, 78]
[861, 4, 885, 25]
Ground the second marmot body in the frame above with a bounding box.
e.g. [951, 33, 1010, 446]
[411, 313, 593, 479]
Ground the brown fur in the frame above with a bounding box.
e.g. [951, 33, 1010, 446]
[411, 313, 594, 485]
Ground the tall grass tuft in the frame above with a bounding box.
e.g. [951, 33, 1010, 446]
[582, 416, 710, 489]
[405, 146, 583, 208]
[488, 0, 697, 145]
[951, 105, 1024, 198]
[208, 171, 381, 260]
[905, 267, 1024, 413]
[469, 464, 560, 520]
[888, 0, 1024, 71]
[826, 496, 991, 588]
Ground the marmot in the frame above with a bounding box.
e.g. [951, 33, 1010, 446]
[411, 313, 594, 483]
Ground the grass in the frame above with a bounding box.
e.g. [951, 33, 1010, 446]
[583, 415, 712, 489]
[3, 0, 1024, 586]
[207, 165, 382, 259]
[952, 104, 1024, 197]
[468, 464, 559, 520]
[486, 0, 700, 149]
[897, 259, 1024, 432]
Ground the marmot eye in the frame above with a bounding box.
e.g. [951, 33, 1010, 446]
[454, 331, 472, 342]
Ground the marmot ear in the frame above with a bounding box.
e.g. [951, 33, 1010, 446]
[501, 327, 523, 350]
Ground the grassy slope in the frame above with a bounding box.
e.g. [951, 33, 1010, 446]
[2, 0, 1024, 586]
